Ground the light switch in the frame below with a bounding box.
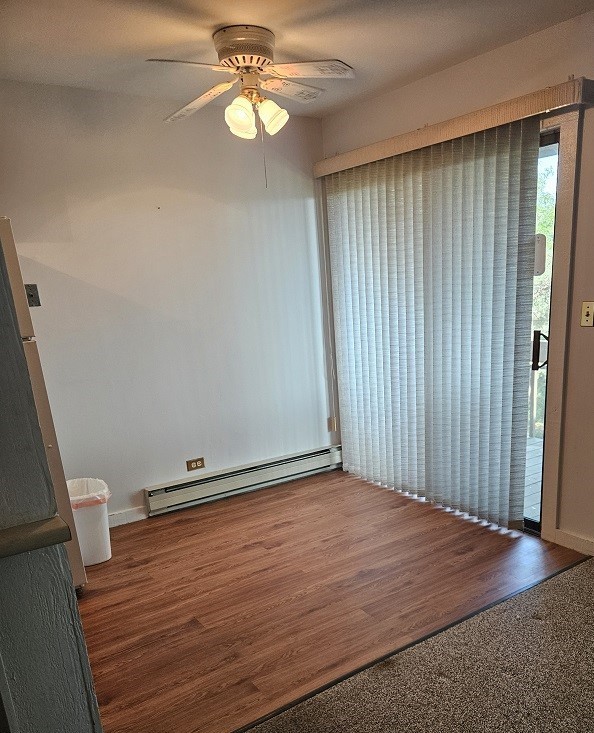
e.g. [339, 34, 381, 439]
[580, 301, 594, 327]
[25, 284, 41, 307]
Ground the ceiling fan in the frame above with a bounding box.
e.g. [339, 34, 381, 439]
[148, 25, 354, 138]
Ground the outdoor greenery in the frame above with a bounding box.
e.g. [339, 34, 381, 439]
[532, 163, 556, 332]
[530, 161, 556, 439]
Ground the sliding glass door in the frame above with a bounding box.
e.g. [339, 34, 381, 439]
[325, 119, 540, 529]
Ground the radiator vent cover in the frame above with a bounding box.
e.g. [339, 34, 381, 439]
[145, 446, 342, 516]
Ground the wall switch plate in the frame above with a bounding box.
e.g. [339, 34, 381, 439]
[25, 284, 41, 307]
[186, 457, 205, 472]
[581, 302, 594, 327]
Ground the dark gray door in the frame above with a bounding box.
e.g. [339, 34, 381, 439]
[0, 230, 102, 732]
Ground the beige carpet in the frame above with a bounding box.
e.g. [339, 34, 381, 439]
[246, 558, 593, 733]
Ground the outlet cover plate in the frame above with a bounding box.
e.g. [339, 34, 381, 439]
[581, 301, 594, 327]
[186, 457, 205, 472]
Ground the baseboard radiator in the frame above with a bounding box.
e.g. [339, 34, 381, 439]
[145, 446, 342, 516]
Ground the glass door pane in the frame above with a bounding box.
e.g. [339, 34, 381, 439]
[524, 138, 559, 529]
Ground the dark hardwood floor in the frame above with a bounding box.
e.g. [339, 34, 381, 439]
[78, 471, 583, 733]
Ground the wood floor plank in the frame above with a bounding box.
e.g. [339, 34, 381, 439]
[78, 471, 583, 733]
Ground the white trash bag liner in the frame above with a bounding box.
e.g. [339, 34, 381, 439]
[67, 478, 112, 566]
[67, 478, 111, 510]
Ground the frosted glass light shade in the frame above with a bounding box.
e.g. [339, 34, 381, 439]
[258, 99, 289, 135]
[229, 124, 257, 139]
[225, 96, 255, 132]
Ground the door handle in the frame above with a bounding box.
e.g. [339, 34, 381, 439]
[531, 330, 549, 371]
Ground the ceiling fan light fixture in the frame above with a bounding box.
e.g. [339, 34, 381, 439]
[258, 99, 289, 135]
[153, 25, 355, 133]
[224, 95, 255, 132]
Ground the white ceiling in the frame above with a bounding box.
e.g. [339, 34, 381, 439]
[1, 0, 593, 117]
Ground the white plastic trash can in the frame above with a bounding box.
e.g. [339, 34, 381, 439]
[67, 478, 112, 566]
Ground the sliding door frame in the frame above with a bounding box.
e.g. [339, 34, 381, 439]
[539, 110, 583, 546]
[316, 103, 585, 546]
[316, 177, 342, 446]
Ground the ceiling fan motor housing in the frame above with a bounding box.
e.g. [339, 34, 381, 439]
[213, 25, 275, 69]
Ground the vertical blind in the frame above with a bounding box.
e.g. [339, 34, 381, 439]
[326, 119, 539, 528]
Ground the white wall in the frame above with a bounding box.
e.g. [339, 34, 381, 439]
[0, 78, 329, 521]
[558, 106, 594, 546]
[321, 10, 594, 553]
[322, 11, 594, 155]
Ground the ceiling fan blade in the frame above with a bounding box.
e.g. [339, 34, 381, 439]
[260, 78, 323, 104]
[164, 80, 237, 122]
[266, 60, 354, 79]
[147, 59, 234, 73]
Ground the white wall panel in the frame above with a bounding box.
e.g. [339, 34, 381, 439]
[0, 79, 327, 517]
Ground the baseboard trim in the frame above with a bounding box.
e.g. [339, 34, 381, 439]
[108, 506, 148, 528]
[544, 528, 594, 556]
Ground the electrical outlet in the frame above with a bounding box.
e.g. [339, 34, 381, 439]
[581, 302, 594, 327]
[186, 457, 205, 472]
